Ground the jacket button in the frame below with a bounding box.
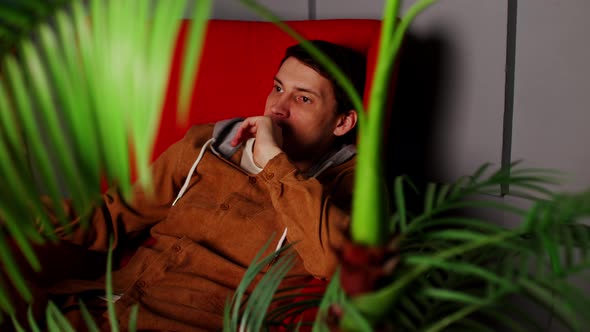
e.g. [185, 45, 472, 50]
[136, 280, 146, 288]
[172, 245, 181, 252]
[249, 177, 257, 185]
[220, 203, 229, 210]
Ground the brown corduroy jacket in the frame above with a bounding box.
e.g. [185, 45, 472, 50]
[42, 123, 355, 331]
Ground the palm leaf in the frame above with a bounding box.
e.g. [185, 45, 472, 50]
[26, 306, 42, 332]
[311, 269, 346, 331]
[394, 175, 416, 233]
[481, 306, 545, 332]
[347, 168, 590, 329]
[78, 301, 100, 332]
[45, 302, 76, 332]
[105, 237, 119, 332]
[397, 296, 426, 329]
[223, 235, 296, 331]
[241, 252, 297, 331]
[0, 230, 32, 309]
[406, 256, 515, 290]
[0, 0, 211, 322]
[518, 278, 582, 331]
[0, 0, 70, 56]
[10, 315, 27, 332]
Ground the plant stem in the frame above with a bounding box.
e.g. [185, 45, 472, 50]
[351, 0, 437, 246]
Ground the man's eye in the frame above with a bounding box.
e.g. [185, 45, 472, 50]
[300, 96, 311, 103]
[274, 85, 283, 92]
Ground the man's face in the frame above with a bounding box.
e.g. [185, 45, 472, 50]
[264, 57, 342, 163]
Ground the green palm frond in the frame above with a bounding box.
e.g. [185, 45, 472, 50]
[313, 269, 377, 332]
[351, 0, 437, 246]
[223, 236, 298, 332]
[0, 0, 211, 322]
[78, 301, 100, 332]
[0, 0, 71, 56]
[241, 253, 297, 331]
[342, 165, 590, 331]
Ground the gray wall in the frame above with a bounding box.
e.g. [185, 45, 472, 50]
[512, 0, 590, 194]
[196, 0, 590, 330]
[209, 0, 309, 20]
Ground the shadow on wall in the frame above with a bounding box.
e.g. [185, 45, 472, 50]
[385, 31, 453, 190]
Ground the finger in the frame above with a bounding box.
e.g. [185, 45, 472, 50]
[230, 120, 252, 146]
[231, 118, 258, 146]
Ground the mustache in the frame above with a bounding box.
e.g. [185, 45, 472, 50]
[272, 121, 294, 140]
[269, 117, 287, 129]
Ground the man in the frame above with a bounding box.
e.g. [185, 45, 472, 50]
[21, 40, 366, 331]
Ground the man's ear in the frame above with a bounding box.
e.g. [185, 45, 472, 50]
[333, 110, 358, 137]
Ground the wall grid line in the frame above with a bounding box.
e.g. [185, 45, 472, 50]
[501, 0, 518, 195]
[308, 0, 316, 20]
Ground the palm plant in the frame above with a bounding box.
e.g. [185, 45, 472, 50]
[0, 0, 589, 331]
[0, 0, 211, 329]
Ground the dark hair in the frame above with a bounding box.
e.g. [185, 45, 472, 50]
[281, 40, 366, 143]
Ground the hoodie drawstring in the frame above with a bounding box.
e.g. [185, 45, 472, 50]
[172, 138, 215, 206]
[275, 227, 288, 253]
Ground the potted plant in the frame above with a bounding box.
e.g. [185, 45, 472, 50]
[0, 0, 210, 330]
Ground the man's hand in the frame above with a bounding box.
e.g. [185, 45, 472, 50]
[231, 116, 283, 168]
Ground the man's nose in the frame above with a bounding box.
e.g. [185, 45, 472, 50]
[271, 95, 290, 118]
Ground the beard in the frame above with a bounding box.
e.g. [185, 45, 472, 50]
[271, 118, 334, 168]
[279, 126, 332, 167]
[279, 127, 306, 162]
